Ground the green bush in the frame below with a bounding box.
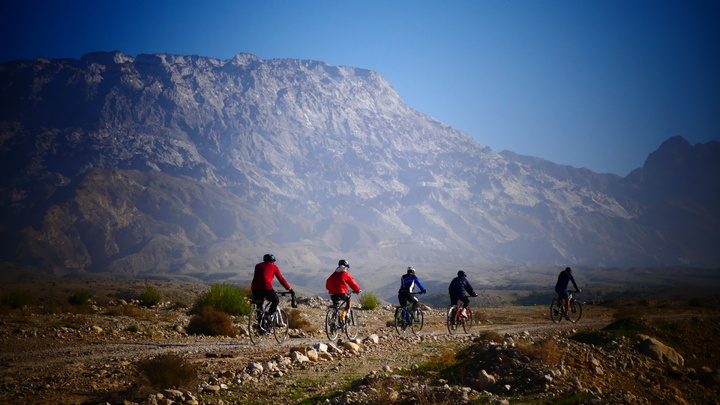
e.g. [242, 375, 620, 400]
[186, 307, 237, 337]
[193, 283, 251, 316]
[68, 290, 91, 306]
[359, 291, 380, 310]
[137, 286, 162, 307]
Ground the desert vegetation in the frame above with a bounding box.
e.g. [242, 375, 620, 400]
[0, 278, 719, 404]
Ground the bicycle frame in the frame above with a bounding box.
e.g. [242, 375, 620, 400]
[394, 293, 424, 336]
[248, 291, 294, 345]
[325, 292, 359, 341]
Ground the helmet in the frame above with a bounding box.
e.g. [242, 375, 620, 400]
[338, 259, 349, 267]
[457, 270, 466, 277]
[263, 254, 276, 263]
[565, 267, 572, 274]
[407, 266, 415, 274]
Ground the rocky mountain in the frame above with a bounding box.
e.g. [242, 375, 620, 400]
[0, 51, 718, 280]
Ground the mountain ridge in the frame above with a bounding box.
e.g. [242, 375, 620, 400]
[0, 51, 718, 279]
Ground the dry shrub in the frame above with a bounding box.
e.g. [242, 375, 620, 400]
[424, 348, 457, 369]
[478, 330, 504, 343]
[519, 338, 563, 365]
[186, 307, 236, 337]
[287, 309, 314, 331]
[136, 353, 198, 390]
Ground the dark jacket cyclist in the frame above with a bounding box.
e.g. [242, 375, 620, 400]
[554, 267, 581, 318]
[448, 270, 477, 309]
[398, 266, 426, 311]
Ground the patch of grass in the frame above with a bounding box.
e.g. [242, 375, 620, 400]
[419, 347, 457, 373]
[570, 315, 657, 345]
[135, 353, 198, 390]
[193, 283, 251, 316]
[186, 307, 237, 337]
[359, 291, 380, 310]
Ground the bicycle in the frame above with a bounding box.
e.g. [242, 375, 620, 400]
[394, 292, 425, 336]
[446, 301, 473, 334]
[325, 292, 360, 341]
[550, 290, 582, 323]
[248, 291, 296, 344]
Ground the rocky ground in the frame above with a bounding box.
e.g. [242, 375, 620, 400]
[1, 280, 719, 404]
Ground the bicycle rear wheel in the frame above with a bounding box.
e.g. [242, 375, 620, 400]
[345, 309, 359, 340]
[549, 300, 563, 323]
[272, 309, 289, 343]
[447, 306, 458, 334]
[325, 308, 339, 341]
[411, 308, 424, 335]
[248, 309, 269, 345]
[394, 307, 408, 335]
[461, 307, 473, 333]
[568, 300, 583, 323]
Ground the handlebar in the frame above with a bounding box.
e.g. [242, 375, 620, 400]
[277, 290, 297, 308]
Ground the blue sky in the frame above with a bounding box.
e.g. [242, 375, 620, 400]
[2, 0, 718, 176]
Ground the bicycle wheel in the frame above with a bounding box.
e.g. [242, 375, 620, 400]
[394, 307, 408, 335]
[345, 309, 359, 340]
[447, 306, 458, 334]
[272, 309, 289, 343]
[462, 307, 473, 333]
[549, 300, 563, 323]
[568, 300, 583, 323]
[248, 309, 269, 345]
[411, 308, 424, 335]
[325, 307, 339, 341]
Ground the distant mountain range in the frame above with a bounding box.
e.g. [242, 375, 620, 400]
[0, 51, 718, 280]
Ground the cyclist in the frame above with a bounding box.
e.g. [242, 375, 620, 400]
[448, 270, 477, 317]
[555, 267, 581, 320]
[325, 259, 361, 321]
[251, 254, 293, 326]
[398, 266, 426, 312]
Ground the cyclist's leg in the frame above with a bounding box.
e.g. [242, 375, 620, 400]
[344, 293, 352, 311]
[409, 294, 419, 312]
[262, 289, 280, 316]
[460, 296, 470, 317]
[251, 290, 266, 322]
[555, 287, 570, 313]
[398, 293, 408, 309]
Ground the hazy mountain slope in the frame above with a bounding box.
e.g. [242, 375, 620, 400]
[0, 52, 717, 278]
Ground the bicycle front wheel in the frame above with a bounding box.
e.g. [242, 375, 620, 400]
[394, 307, 407, 336]
[345, 309, 359, 340]
[549, 300, 563, 323]
[248, 309, 268, 345]
[325, 308, 339, 341]
[568, 300, 583, 323]
[273, 309, 289, 343]
[447, 307, 458, 334]
[411, 309, 424, 335]
[462, 307, 473, 333]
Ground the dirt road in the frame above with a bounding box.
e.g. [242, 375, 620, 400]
[0, 304, 615, 404]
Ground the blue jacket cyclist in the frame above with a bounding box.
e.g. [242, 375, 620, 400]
[398, 266, 426, 311]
